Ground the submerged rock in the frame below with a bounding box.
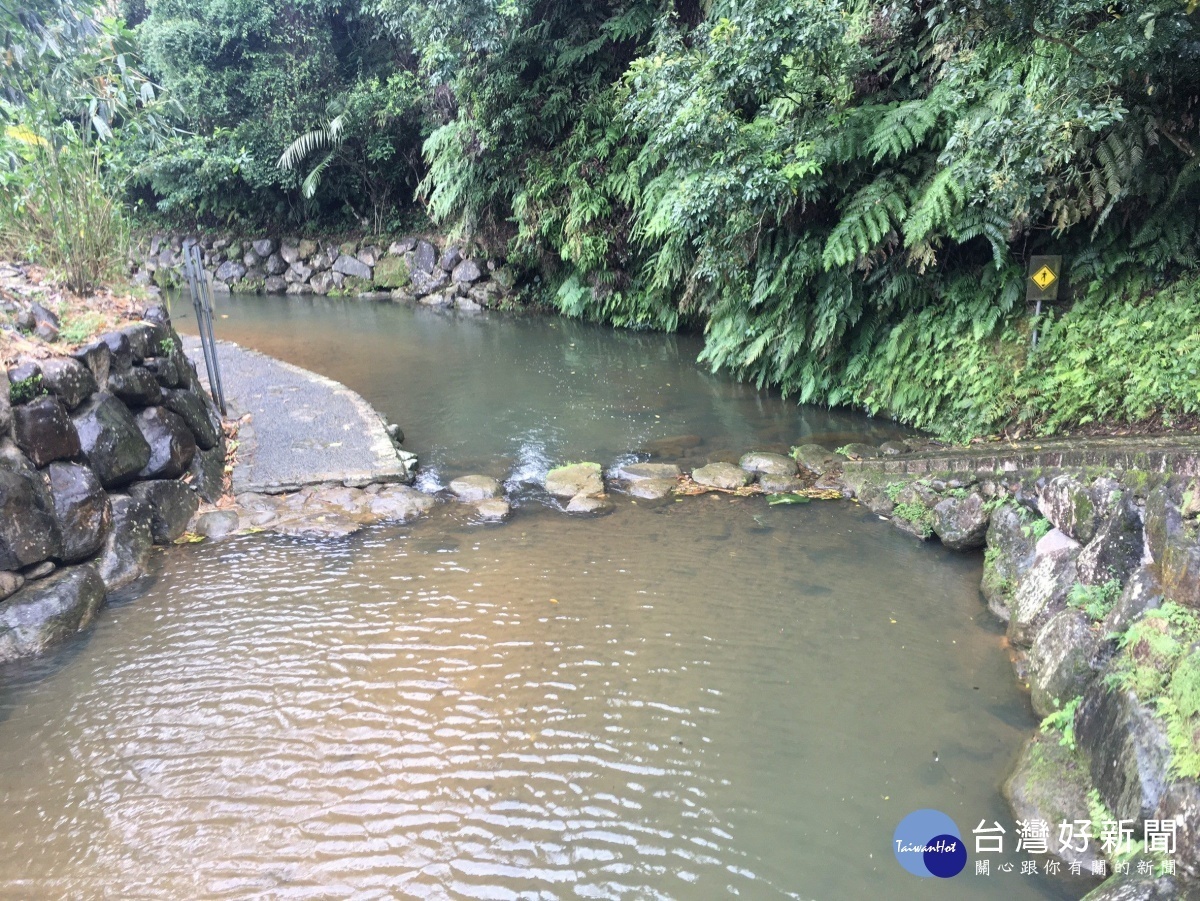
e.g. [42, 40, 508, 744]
[0, 564, 106, 664]
[449, 474, 502, 502]
[96, 494, 155, 591]
[625, 478, 676, 500]
[545, 463, 604, 499]
[691, 462, 751, 490]
[474, 498, 511, 522]
[365, 485, 436, 522]
[566, 493, 612, 515]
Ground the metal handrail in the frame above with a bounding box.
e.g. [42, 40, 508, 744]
[183, 244, 227, 415]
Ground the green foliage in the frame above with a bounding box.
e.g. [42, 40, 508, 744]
[1110, 603, 1200, 700]
[1040, 696, 1082, 752]
[1068, 580, 1122, 622]
[1021, 516, 1053, 541]
[1161, 650, 1200, 779]
[58, 310, 106, 344]
[885, 482, 906, 503]
[0, 10, 170, 292]
[9, 373, 46, 404]
[892, 501, 934, 537]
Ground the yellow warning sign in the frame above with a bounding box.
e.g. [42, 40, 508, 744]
[1032, 265, 1057, 290]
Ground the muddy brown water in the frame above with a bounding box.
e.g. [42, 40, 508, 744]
[0, 298, 1090, 898]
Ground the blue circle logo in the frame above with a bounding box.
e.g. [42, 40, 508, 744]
[894, 809, 967, 878]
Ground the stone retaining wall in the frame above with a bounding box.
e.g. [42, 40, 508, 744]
[132, 233, 515, 311]
[821, 440, 1200, 900]
[0, 305, 225, 663]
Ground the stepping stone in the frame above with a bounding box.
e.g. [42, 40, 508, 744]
[449, 474, 501, 502]
[615, 461, 681, 482]
[475, 498, 511, 522]
[739, 451, 797, 478]
[545, 462, 603, 499]
[691, 462, 751, 490]
[627, 478, 676, 500]
[566, 493, 612, 515]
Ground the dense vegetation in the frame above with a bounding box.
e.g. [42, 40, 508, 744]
[3, 1, 1200, 439]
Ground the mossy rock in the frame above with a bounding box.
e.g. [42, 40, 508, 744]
[339, 240, 359, 256]
[372, 255, 411, 289]
[343, 275, 372, 295]
[1003, 733, 1102, 869]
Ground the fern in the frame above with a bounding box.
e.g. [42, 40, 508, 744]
[821, 176, 909, 270]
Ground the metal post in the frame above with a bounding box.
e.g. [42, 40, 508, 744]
[183, 244, 227, 415]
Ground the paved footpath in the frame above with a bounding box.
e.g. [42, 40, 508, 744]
[184, 337, 412, 495]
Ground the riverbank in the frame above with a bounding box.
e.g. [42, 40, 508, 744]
[5, 268, 1200, 898]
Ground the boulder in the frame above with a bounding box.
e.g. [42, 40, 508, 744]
[0, 468, 62, 570]
[932, 491, 990, 551]
[106, 366, 162, 407]
[545, 463, 605, 499]
[265, 253, 288, 276]
[280, 242, 301, 265]
[39, 357, 96, 410]
[285, 262, 313, 284]
[388, 238, 416, 256]
[615, 461, 681, 482]
[738, 452, 797, 479]
[452, 259, 482, 284]
[792, 444, 843, 473]
[448, 475, 501, 502]
[142, 354, 183, 390]
[1145, 483, 1200, 609]
[1028, 609, 1102, 717]
[439, 245, 462, 271]
[46, 462, 110, 563]
[1104, 566, 1164, 635]
[0, 369, 9, 436]
[982, 504, 1038, 620]
[12, 395, 80, 467]
[410, 268, 450, 296]
[188, 439, 227, 503]
[242, 249, 261, 268]
[1037, 474, 1117, 543]
[372, 255, 411, 289]
[332, 254, 372, 280]
[135, 406, 197, 479]
[413, 240, 438, 274]
[310, 270, 335, 295]
[162, 389, 219, 450]
[96, 493, 155, 591]
[214, 260, 246, 283]
[1081, 874, 1193, 901]
[73, 393, 152, 487]
[297, 238, 319, 260]
[1008, 530, 1080, 647]
[71, 341, 112, 386]
[1078, 494, 1144, 586]
[566, 493, 612, 515]
[474, 498, 511, 522]
[94, 330, 134, 373]
[264, 275, 287, 294]
[879, 440, 910, 455]
[357, 245, 381, 267]
[1076, 682, 1173, 827]
[1003, 735, 1102, 870]
[252, 238, 275, 257]
[23, 561, 55, 581]
[285, 283, 314, 296]
[0, 564, 106, 664]
[692, 462, 751, 490]
[839, 443, 880, 460]
[0, 570, 23, 602]
[128, 480, 199, 543]
[194, 509, 240, 539]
